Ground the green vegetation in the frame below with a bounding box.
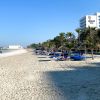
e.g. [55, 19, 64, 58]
[28, 27, 100, 59]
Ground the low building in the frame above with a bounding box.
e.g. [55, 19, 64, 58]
[8, 45, 23, 49]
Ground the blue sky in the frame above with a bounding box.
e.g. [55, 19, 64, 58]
[0, 0, 100, 46]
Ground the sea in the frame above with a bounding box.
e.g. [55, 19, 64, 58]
[0, 49, 16, 53]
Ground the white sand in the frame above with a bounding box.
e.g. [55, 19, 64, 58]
[0, 50, 100, 100]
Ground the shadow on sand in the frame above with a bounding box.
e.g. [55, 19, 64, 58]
[39, 60, 51, 62]
[38, 57, 47, 58]
[44, 62, 100, 100]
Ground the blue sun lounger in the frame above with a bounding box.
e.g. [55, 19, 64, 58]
[70, 54, 85, 61]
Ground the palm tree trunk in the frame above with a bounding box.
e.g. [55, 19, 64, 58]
[85, 45, 87, 61]
[91, 49, 94, 60]
[69, 49, 71, 57]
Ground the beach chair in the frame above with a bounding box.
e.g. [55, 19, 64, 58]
[56, 54, 68, 61]
[70, 54, 85, 61]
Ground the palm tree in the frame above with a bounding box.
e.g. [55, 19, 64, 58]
[83, 27, 96, 60]
[53, 36, 61, 49]
[59, 32, 66, 51]
[75, 28, 82, 44]
[65, 32, 76, 56]
[52, 33, 66, 51]
[92, 29, 100, 53]
[42, 39, 55, 51]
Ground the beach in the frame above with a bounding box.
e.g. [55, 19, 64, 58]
[0, 49, 100, 100]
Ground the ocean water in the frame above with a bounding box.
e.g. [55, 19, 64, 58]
[0, 49, 16, 53]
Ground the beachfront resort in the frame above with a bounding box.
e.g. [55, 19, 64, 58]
[0, 12, 100, 100]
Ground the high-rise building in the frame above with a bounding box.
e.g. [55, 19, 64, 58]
[80, 12, 100, 29]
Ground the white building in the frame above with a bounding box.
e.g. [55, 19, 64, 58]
[80, 12, 100, 29]
[8, 45, 23, 49]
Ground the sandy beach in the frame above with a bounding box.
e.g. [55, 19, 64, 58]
[0, 49, 100, 100]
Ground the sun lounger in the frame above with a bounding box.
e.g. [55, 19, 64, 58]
[70, 54, 85, 61]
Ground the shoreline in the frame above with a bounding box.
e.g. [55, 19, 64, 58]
[0, 49, 27, 58]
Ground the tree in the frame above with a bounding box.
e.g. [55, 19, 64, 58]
[81, 27, 96, 60]
[58, 32, 66, 50]
[27, 43, 39, 49]
[65, 32, 76, 56]
[42, 39, 55, 51]
[53, 36, 61, 49]
[75, 28, 82, 44]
